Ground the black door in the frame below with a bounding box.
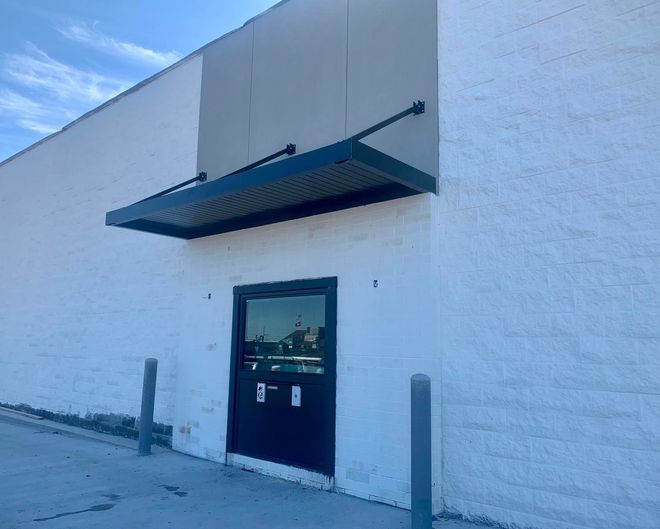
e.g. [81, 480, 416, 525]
[227, 278, 337, 476]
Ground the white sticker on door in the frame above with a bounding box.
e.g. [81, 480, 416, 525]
[256, 382, 265, 403]
[291, 385, 301, 407]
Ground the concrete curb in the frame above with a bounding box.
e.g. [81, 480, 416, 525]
[0, 409, 168, 453]
[0, 405, 43, 420]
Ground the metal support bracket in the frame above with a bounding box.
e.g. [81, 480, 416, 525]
[134, 171, 207, 204]
[134, 144, 296, 204]
[351, 100, 425, 142]
[131, 98, 423, 206]
[226, 143, 297, 176]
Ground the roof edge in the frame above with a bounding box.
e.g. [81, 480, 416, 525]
[0, 0, 290, 169]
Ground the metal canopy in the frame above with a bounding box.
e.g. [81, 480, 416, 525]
[105, 138, 436, 240]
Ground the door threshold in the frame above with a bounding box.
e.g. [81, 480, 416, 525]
[227, 453, 334, 490]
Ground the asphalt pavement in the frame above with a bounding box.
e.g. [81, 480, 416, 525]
[0, 410, 479, 529]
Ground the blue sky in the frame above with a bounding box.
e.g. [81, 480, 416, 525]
[0, 0, 277, 162]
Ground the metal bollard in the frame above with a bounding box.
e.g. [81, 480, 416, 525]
[138, 358, 158, 456]
[411, 373, 432, 529]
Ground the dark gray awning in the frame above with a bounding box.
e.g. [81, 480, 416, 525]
[105, 138, 436, 240]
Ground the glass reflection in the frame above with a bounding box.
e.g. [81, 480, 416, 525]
[243, 295, 325, 374]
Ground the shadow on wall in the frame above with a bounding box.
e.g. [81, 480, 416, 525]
[0, 402, 173, 448]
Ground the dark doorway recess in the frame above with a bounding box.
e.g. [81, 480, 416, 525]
[227, 277, 337, 476]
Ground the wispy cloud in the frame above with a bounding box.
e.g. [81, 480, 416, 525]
[0, 89, 65, 134]
[5, 43, 131, 103]
[1, 24, 178, 156]
[58, 23, 182, 68]
[0, 43, 132, 136]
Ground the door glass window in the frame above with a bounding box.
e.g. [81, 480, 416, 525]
[242, 295, 325, 374]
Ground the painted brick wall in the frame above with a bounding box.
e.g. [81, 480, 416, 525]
[1, 0, 659, 525]
[437, 1, 660, 528]
[0, 56, 202, 425]
[172, 193, 443, 509]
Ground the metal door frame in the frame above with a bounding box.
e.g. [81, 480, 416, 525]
[226, 277, 337, 476]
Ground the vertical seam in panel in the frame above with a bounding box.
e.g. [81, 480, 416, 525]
[247, 22, 255, 163]
[434, 0, 440, 187]
[196, 53, 205, 175]
[344, 0, 350, 138]
[435, 1, 443, 510]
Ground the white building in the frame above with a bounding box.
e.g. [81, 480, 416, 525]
[1, 1, 660, 528]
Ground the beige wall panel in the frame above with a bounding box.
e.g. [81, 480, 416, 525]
[197, 26, 253, 180]
[248, 0, 348, 161]
[346, 0, 438, 177]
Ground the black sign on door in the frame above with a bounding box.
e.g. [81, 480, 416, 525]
[227, 278, 337, 476]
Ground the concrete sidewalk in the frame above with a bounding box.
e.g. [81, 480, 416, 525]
[0, 412, 478, 529]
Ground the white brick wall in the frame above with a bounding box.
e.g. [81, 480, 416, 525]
[0, 56, 202, 425]
[437, 1, 660, 528]
[172, 194, 442, 509]
[0, 8, 443, 512]
[0, 1, 659, 527]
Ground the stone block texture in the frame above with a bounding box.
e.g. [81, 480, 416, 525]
[437, 1, 660, 528]
[0, 1, 659, 528]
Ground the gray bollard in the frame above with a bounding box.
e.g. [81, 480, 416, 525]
[411, 373, 432, 529]
[138, 358, 158, 456]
